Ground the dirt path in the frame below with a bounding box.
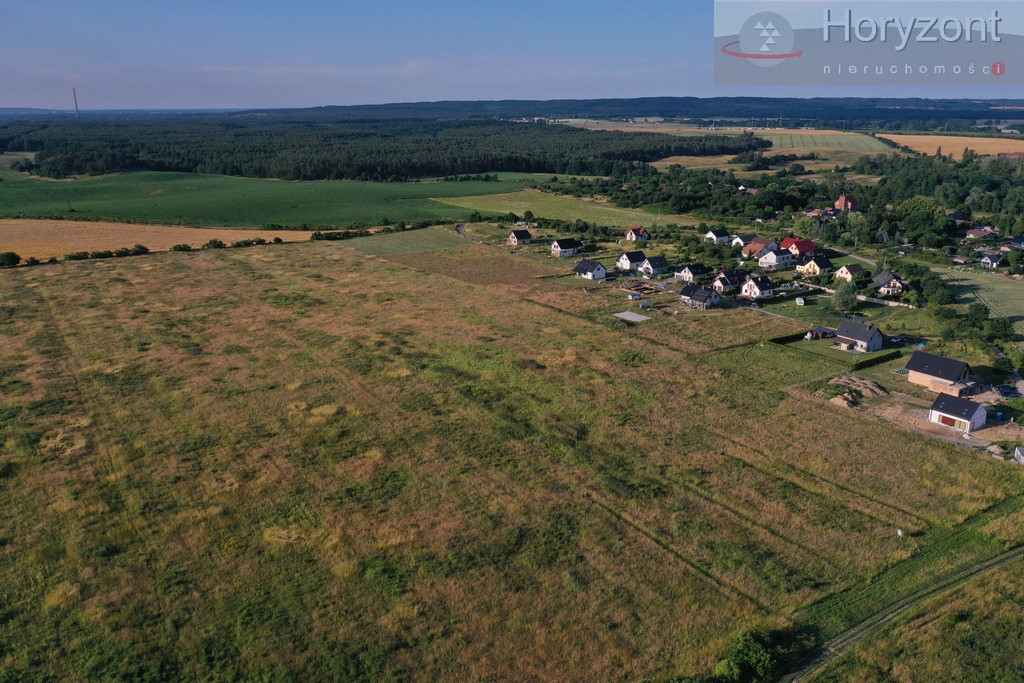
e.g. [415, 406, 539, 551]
[784, 544, 1024, 681]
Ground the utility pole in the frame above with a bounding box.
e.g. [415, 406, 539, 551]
[73, 88, 79, 118]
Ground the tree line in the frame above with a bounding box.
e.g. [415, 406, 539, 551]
[3, 119, 768, 181]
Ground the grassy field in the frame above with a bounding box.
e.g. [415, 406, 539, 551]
[944, 267, 1024, 335]
[0, 171, 525, 228]
[878, 134, 1024, 158]
[435, 189, 695, 227]
[2, 237, 1024, 678]
[0, 219, 314, 259]
[818, 557, 1024, 680]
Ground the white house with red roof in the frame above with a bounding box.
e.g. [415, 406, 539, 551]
[625, 226, 649, 242]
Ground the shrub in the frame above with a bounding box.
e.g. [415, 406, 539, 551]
[201, 239, 226, 250]
[272, 237, 283, 244]
[0, 252, 21, 268]
[65, 252, 90, 261]
[24, 257, 40, 266]
[170, 244, 193, 252]
[90, 250, 114, 259]
[131, 244, 149, 255]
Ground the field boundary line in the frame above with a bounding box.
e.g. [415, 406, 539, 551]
[584, 492, 764, 609]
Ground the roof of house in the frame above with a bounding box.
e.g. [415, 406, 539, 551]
[626, 226, 649, 236]
[760, 249, 790, 260]
[836, 321, 881, 343]
[643, 255, 670, 269]
[905, 351, 970, 382]
[983, 253, 1003, 263]
[509, 229, 532, 239]
[807, 256, 834, 268]
[967, 228, 997, 238]
[733, 233, 757, 244]
[619, 250, 646, 262]
[679, 284, 701, 299]
[553, 238, 583, 249]
[870, 270, 905, 288]
[746, 276, 773, 289]
[839, 263, 865, 274]
[788, 239, 817, 253]
[572, 259, 605, 275]
[707, 229, 731, 238]
[682, 263, 711, 275]
[691, 288, 719, 304]
[930, 395, 985, 419]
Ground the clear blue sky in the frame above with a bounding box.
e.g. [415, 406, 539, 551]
[1, 1, 1014, 109]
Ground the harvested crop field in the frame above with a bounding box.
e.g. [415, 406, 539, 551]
[0, 219, 312, 259]
[878, 134, 1024, 158]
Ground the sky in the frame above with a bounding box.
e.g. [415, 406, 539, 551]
[2, 1, 1021, 110]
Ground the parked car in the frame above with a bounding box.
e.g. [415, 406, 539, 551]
[996, 385, 1021, 399]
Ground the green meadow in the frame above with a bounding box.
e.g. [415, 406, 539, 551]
[0, 171, 524, 228]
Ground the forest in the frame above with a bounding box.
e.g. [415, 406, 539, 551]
[2, 119, 768, 180]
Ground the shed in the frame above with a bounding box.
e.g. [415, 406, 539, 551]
[929, 395, 987, 433]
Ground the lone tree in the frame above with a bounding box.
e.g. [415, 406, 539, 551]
[832, 280, 858, 312]
[0, 252, 21, 268]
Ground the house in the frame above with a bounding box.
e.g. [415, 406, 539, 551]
[780, 237, 817, 258]
[966, 227, 998, 240]
[835, 195, 859, 213]
[617, 251, 646, 271]
[705, 229, 731, 244]
[679, 284, 700, 303]
[870, 271, 909, 297]
[929, 395, 987, 433]
[551, 238, 583, 258]
[713, 270, 745, 293]
[507, 229, 533, 246]
[731, 234, 757, 248]
[905, 351, 974, 396]
[741, 276, 774, 299]
[981, 253, 1004, 269]
[638, 255, 671, 278]
[835, 321, 883, 353]
[796, 256, 834, 277]
[741, 238, 778, 259]
[676, 263, 711, 283]
[572, 259, 607, 280]
[758, 249, 794, 271]
[834, 264, 865, 282]
[688, 287, 721, 310]
[625, 226, 649, 242]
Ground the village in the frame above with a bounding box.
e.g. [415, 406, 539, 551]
[498, 194, 1024, 461]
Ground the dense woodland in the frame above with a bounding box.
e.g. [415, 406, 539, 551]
[2, 119, 767, 180]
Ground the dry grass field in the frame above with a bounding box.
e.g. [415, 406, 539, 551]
[878, 134, 1024, 158]
[2, 232, 1023, 678]
[0, 219, 313, 259]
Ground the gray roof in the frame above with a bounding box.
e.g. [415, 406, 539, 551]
[691, 288, 719, 304]
[619, 250, 646, 262]
[930, 395, 985, 419]
[747, 276, 773, 289]
[573, 259, 604, 275]
[644, 255, 670, 269]
[708, 229, 731, 238]
[905, 351, 970, 382]
[871, 271, 905, 287]
[509, 229, 532, 239]
[836, 321, 881, 343]
[553, 238, 582, 249]
[682, 263, 711, 275]
[679, 284, 701, 299]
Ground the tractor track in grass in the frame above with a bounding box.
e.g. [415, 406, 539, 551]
[783, 543, 1024, 681]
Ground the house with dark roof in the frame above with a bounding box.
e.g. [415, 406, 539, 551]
[981, 253, 1004, 269]
[705, 229, 731, 244]
[676, 263, 711, 283]
[507, 229, 533, 246]
[758, 249, 794, 271]
[551, 238, 583, 258]
[689, 287, 721, 310]
[905, 351, 974, 396]
[572, 259, 607, 280]
[835, 321, 883, 353]
[625, 226, 649, 242]
[870, 271, 909, 297]
[741, 276, 774, 299]
[617, 251, 646, 271]
[638, 255, 670, 278]
[713, 270, 745, 293]
[731, 234, 757, 248]
[929, 395, 987, 433]
[796, 256, 834, 277]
